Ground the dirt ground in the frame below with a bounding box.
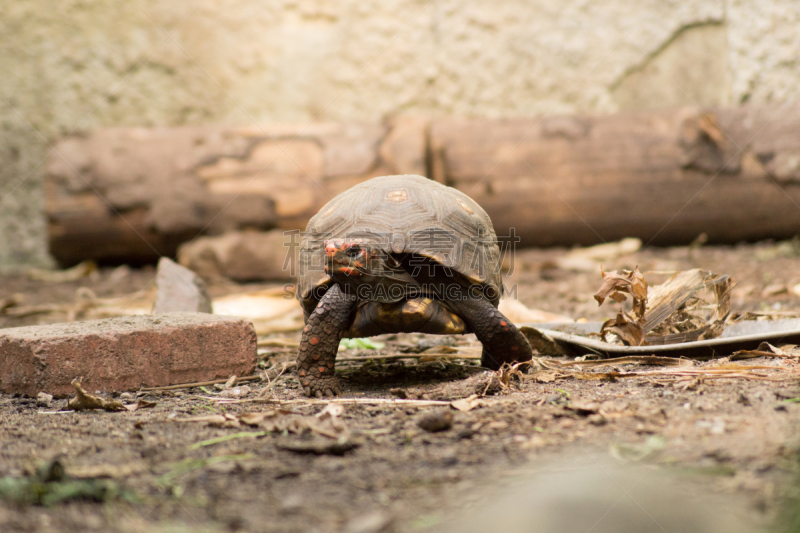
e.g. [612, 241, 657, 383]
[1, 242, 800, 532]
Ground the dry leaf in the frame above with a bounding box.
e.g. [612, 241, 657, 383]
[450, 394, 485, 412]
[0, 293, 24, 313]
[238, 411, 275, 426]
[595, 268, 734, 346]
[316, 403, 345, 419]
[566, 400, 600, 415]
[124, 399, 157, 412]
[530, 370, 559, 383]
[594, 267, 648, 319]
[763, 284, 788, 297]
[66, 379, 126, 412]
[601, 311, 645, 346]
[176, 413, 241, 427]
[28, 261, 97, 283]
[208, 406, 351, 440]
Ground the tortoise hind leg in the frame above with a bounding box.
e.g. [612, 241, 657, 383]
[449, 297, 533, 370]
[297, 284, 357, 397]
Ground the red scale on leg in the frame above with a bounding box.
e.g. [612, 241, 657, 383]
[296, 284, 355, 397]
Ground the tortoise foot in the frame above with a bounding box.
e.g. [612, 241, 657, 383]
[301, 375, 343, 398]
[296, 284, 356, 398]
[449, 297, 533, 370]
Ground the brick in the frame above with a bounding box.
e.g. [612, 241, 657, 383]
[0, 313, 257, 397]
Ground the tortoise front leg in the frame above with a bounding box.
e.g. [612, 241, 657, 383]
[449, 297, 533, 370]
[297, 284, 357, 397]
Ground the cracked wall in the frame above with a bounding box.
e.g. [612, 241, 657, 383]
[1, 0, 798, 268]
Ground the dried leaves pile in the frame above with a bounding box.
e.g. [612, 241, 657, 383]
[594, 268, 735, 346]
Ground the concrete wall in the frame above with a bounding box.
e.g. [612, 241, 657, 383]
[2, 0, 799, 269]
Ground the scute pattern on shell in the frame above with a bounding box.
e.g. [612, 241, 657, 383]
[297, 175, 503, 307]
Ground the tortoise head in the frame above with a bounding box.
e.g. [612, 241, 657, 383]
[324, 239, 375, 277]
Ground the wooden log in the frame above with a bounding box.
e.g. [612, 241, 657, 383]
[430, 106, 800, 247]
[47, 106, 800, 265]
[45, 118, 428, 265]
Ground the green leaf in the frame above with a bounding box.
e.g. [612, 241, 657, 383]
[339, 338, 385, 350]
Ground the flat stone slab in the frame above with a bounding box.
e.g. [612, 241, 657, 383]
[153, 257, 213, 313]
[0, 313, 257, 397]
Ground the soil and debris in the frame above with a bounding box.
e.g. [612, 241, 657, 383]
[0, 241, 799, 532]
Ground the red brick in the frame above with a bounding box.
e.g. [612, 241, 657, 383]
[0, 313, 257, 397]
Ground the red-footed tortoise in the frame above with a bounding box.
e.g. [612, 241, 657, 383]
[296, 174, 533, 397]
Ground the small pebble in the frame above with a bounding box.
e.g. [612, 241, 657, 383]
[588, 414, 607, 426]
[456, 428, 475, 440]
[343, 510, 392, 533]
[416, 337, 456, 351]
[280, 493, 304, 512]
[220, 385, 251, 398]
[120, 392, 134, 401]
[416, 410, 454, 433]
[389, 388, 408, 399]
[36, 392, 53, 407]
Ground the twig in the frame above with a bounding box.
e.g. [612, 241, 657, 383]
[1, 304, 69, 318]
[336, 352, 480, 362]
[140, 374, 265, 392]
[206, 397, 453, 407]
[559, 356, 693, 368]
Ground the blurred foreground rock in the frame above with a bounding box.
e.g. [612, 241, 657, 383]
[153, 257, 213, 313]
[0, 314, 256, 397]
[441, 456, 757, 533]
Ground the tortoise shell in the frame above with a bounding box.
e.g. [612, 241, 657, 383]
[297, 175, 503, 311]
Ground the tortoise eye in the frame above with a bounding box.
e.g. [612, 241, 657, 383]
[346, 246, 361, 257]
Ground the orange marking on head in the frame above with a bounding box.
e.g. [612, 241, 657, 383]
[340, 267, 360, 276]
[310, 336, 320, 345]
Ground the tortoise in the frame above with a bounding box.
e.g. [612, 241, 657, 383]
[296, 174, 533, 397]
